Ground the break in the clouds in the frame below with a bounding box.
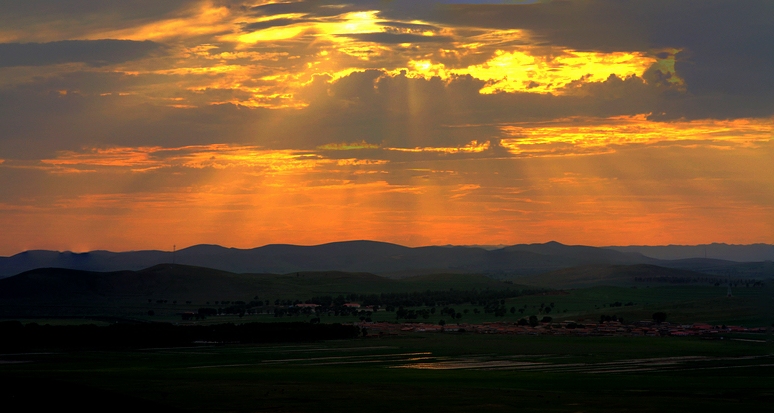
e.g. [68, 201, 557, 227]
[0, 0, 771, 254]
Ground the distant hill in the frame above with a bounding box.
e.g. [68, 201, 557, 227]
[517, 264, 731, 288]
[0, 249, 172, 279]
[607, 243, 774, 262]
[2, 241, 772, 280]
[0, 241, 658, 279]
[0, 264, 517, 303]
[657, 259, 774, 278]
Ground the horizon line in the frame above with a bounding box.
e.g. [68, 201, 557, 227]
[4, 239, 774, 257]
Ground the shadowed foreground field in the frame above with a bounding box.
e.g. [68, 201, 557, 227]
[1, 333, 772, 412]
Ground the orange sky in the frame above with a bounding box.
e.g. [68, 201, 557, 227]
[0, 1, 772, 254]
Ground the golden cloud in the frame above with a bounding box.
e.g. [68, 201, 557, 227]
[92, 2, 234, 41]
[406, 49, 656, 95]
[500, 116, 773, 156]
[318, 141, 381, 150]
[39, 145, 331, 174]
[385, 140, 491, 154]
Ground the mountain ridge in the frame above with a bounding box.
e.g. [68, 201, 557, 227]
[1, 241, 772, 279]
[1, 241, 650, 278]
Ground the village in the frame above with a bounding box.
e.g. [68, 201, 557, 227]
[355, 320, 769, 338]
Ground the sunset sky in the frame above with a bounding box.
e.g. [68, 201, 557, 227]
[0, 0, 772, 254]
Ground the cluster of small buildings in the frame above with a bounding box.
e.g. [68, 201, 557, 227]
[356, 320, 768, 338]
[295, 303, 373, 309]
[650, 322, 767, 337]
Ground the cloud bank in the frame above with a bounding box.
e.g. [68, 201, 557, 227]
[0, 0, 771, 253]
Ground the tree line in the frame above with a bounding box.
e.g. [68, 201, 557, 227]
[634, 277, 765, 286]
[306, 288, 549, 308]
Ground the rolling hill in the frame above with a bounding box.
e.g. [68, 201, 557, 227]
[607, 243, 774, 262]
[0, 264, 518, 304]
[516, 264, 732, 288]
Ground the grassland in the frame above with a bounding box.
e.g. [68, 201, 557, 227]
[2, 333, 773, 412]
[3, 283, 771, 329]
[2, 263, 772, 328]
[503, 284, 774, 326]
[2, 266, 772, 412]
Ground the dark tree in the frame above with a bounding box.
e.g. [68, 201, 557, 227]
[652, 312, 668, 324]
[198, 308, 217, 317]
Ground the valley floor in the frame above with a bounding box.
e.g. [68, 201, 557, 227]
[2, 333, 773, 412]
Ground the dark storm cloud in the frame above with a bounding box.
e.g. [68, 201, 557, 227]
[0, 0, 193, 21]
[0, 71, 265, 159]
[0, 69, 654, 157]
[426, 0, 774, 100]
[0, 40, 166, 67]
[242, 0, 774, 106]
[4, 66, 760, 159]
[248, 1, 362, 18]
[0, 0, 771, 158]
[377, 22, 444, 33]
[285, 67, 774, 147]
[276, 70, 665, 149]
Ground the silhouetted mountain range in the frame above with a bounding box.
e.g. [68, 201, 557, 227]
[607, 243, 774, 262]
[0, 241, 647, 278]
[1, 241, 772, 279]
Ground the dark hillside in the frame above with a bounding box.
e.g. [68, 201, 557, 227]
[518, 264, 721, 288]
[0, 250, 170, 278]
[0, 264, 516, 304]
[658, 259, 774, 278]
[503, 241, 655, 265]
[0, 265, 252, 301]
[608, 243, 774, 262]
